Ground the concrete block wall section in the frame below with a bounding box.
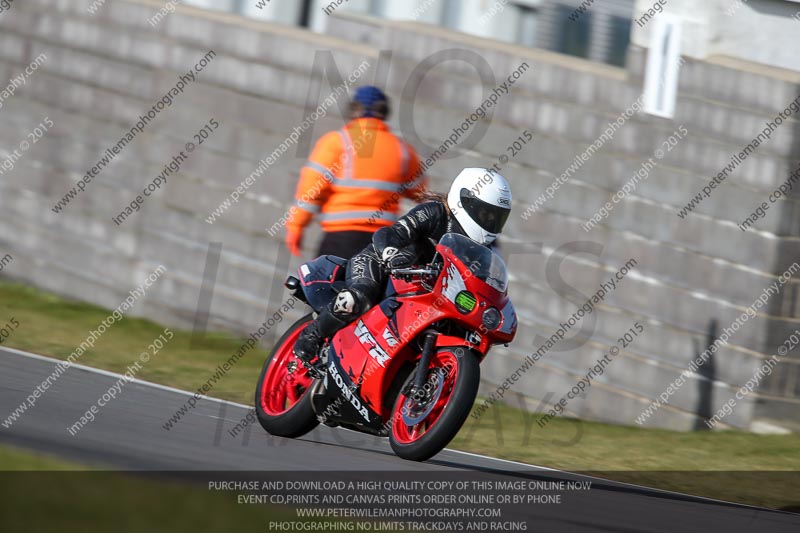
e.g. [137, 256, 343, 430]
[337, 17, 800, 417]
[0, 0, 797, 430]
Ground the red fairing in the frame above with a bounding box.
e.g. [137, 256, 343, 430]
[327, 240, 517, 424]
[434, 241, 515, 347]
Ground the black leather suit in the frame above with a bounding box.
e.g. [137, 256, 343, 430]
[335, 201, 465, 321]
[295, 201, 467, 358]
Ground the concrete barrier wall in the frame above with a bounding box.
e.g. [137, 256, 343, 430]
[0, 0, 798, 432]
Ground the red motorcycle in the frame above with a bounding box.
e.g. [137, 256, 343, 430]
[255, 233, 517, 461]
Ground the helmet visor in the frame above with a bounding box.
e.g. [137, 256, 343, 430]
[460, 189, 510, 234]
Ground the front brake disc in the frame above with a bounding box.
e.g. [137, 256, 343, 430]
[402, 368, 446, 426]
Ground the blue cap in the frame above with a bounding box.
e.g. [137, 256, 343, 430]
[351, 86, 388, 118]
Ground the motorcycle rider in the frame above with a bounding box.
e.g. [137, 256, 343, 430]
[293, 167, 513, 363]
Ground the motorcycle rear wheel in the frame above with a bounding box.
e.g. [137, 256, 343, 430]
[255, 313, 320, 438]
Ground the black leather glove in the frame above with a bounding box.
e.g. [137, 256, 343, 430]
[381, 246, 416, 270]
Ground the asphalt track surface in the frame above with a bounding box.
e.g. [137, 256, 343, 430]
[1, 346, 798, 532]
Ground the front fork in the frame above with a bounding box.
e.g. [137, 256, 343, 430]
[403, 330, 439, 402]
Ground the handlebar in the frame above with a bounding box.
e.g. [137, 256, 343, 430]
[390, 266, 440, 278]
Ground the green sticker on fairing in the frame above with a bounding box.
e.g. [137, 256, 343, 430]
[455, 291, 476, 312]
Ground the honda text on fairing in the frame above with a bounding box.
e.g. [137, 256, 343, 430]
[254, 232, 517, 461]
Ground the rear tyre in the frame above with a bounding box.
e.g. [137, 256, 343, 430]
[388, 348, 480, 461]
[255, 313, 320, 438]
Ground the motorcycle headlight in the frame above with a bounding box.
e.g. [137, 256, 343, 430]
[482, 307, 502, 330]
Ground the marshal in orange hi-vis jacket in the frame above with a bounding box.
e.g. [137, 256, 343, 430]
[285, 86, 426, 258]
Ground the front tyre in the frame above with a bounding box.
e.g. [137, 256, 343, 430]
[255, 313, 320, 438]
[389, 348, 480, 461]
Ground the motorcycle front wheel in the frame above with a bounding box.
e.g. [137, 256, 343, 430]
[388, 347, 480, 461]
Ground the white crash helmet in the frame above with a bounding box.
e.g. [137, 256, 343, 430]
[447, 168, 512, 245]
